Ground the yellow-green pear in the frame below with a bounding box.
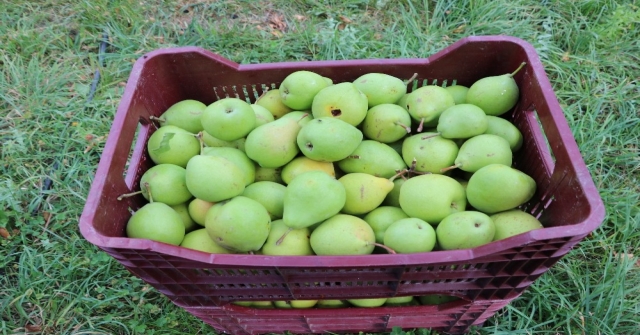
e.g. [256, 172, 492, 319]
[147, 125, 200, 168]
[158, 99, 206, 133]
[245, 116, 303, 168]
[126, 202, 185, 246]
[241, 181, 286, 220]
[255, 89, 293, 119]
[483, 115, 523, 152]
[281, 156, 335, 184]
[205, 196, 271, 252]
[347, 298, 387, 307]
[310, 214, 376, 255]
[466, 164, 536, 214]
[338, 173, 394, 215]
[180, 228, 235, 253]
[188, 198, 215, 226]
[282, 171, 346, 229]
[261, 220, 313, 256]
[491, 209, 543, 240]
[466, 62, 526, 116]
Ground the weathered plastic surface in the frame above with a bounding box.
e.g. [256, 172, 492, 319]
[79, 35, 605, 334]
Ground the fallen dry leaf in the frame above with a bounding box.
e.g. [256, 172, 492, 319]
[268, 12, 287, 33]
[339, 15, 353, 24]
[452, 24, 466, 34]
[294, 14, 306, 21]
[0, 227, 10, 239]
[25, 324, 42, 332]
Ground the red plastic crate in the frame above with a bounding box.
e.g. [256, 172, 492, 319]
[79, 35, 605, 334]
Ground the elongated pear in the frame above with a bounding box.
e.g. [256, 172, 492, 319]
[282, 171, 346, 229]
[484, 116, 523, 152]
[339, 173, 394, 215]
[310, 214, 376, 255]
[436, 104, 488, 139]
[466, 62, 526, 116]
[337, 140, 407, 178]
[245, 116, 303, 168]
[442, 134, 512, 173]
[466, 164, 536, 214]
[404, 85, 455, 131]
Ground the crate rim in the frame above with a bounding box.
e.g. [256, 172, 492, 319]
[79, 35, 606, 268]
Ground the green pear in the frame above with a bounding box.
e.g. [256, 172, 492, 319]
[201, 97, 256, 141]
[382, 178, 405, 207]
[139, 164, 192, 206]
[180, 228, 235, 253]
[202, 131, 245, 152]
[317, 300, 350, 308]
[254, 166, 283, 183]
[385, 296, 416, 306]
[444, 85, 469, 105]
[232, 301, 253, 307]
[419, 295, 460, 305]
[337, 140, 407, 178]
[281, 156, 335, 184]
[251, 104, 275, 129]
[170, 202, 197, 233]
[279, 70, 331, 110]
[311, 82, 368, 126]
[443, 134, 512, 173]
[353, 73, 407, 107]
[296, 117, 363, 162]
[436, 211, 495, 250]
[126, 202, 185, 245]
[363, 206, 409, 244]
[466, 62, 525, 116]
[339, 173, 394, 215]
[273, 300, 293, 309]
[491, 209, 543, 241]
[466, 164, 536, 214]
[205, 196, 271, 252]
[245, 116, 303, 168]
[290, 300, 319, 308]
[241, 181, 286, 220]
[347, 298, 387, 307]
[402, 133, 458, 174]
[387, 139, 404, 156]
[383, 218, 436, 253]
[158, 99, 206, 133]
[185, 155, 245, 202]
[436, 104, 488, 139]
[404, 85, 455, 131]
[261, 220, 313, 256]
[280, 111, 314, 126]
[188, 198, 215, 226]
[484, 116, 523, 152]
[310, 214, 376, 255]
[251, 301, 274, 308]
[202, 147, 256, 186]
[255, 89, 293, 119]
[399, 174, 466, 225]
[362, 104, 412, 143]
[147, 125, 200, 168]
[396, 93, 410, 110]
[282, 171, 346, 229]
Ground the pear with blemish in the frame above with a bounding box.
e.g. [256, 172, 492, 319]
[362, 104, 412, 143]
[158, 99, 206, 133]
[311, 82, 369, 126]
[339, 173, 394, 215]
[261, 220, 313, 256]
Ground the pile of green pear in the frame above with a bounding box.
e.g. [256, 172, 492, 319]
[124, 64, 544, 307]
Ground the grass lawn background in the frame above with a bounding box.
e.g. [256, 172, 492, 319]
[1, 0, 638, 334]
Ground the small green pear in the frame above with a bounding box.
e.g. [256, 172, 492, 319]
[297, 117, 363, 162]
[201, 131, 245, 152]
[442, 134, 512, 173]
[185, 155, 245, 202]
[436, 211, 495, 250]
[188, 198, 215, 226]
[383, 218, 436, 253]
[202, 147, 256, 186]
[363, 206, 409, 244]
[245, 116, 303, 168]
[337, 140, 407, 178]
[353, 73, 407, 107]
[362, 104, 412, 143]
[436, 104, 488, 139]
[280, 70, 331, 110]
[255, 89, 293, 119]
[126, 202, 185, 246]
[466, 164, 536, 214]
[317, 300, 350, 308]
[147, 125, 200, 168]
[251, 104, 275, 129]
[310, 214, 376, 255]
[281, 156, 335, 184]
[170, 202, 197, 233]
[444, 85, 469, 105]
[339, 173, 394, 215]
[139, 164, 192, 206]
[180, 228, 235, 253]
[402, 133, 458, 174]
[158, 99, 206, 133]
[311, 82, 369, 126]
[490, 209, 543, 241]
[382, 178, 405, 207]
[254, 166, 283, 184]
[205, 196, 271, 252]
[252, 301, 274, 308]
[280, 111, 314, 126]
[261, 220, 313, 256]
[347, 298, 387, 307]
[484, 116, 523, 152]
[385, 296, 416, 306]
[241, 181, 286, 220]
[201, 97, 256, 141]
[399, 174, 466, 225]
[466, 62, 526, 116]
[282, 171, 346, 229]
[404, 85, 455, 131]
[290, 300, 319, 308]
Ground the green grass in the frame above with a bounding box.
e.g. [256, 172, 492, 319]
[1, 0, 638, 334]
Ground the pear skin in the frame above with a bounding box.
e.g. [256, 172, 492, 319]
[339, 173, 394, 215]
[282, 171, 346, 229]
[310, 214, 376, 255]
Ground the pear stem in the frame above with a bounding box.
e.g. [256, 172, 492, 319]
[404, 73, 418, 86]
[143, 182, 153, 203]
[117, 190, 144, 201]
[149, 115, 166, 125]
[276, 227, 294, 246]
[440, 163, 461, 173]
[389, 169, 408, 182]
[196, 131, 205, 155]
[416, 118, 425, 132]
[346, 155, 360, 159]
[256, 88, 270, 101]
[374, 243, 397, 254]
[421, 133, 440, 140]
[395, 122, 412, 133]
[297, 113, 310, 123]
[509, 62, 527, 77]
